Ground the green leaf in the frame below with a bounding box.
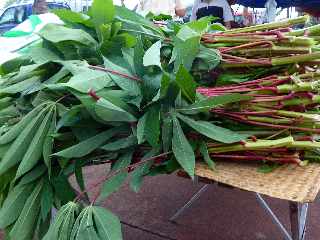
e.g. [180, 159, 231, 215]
[52, 175, 76, 204]
[0, 105, 42, 144]
[44, 202, 79, 240]
[143, 40, 162, 68]
[175, 65, 197, 102]
[0, 76, 41, 94]
[257, 163, 279, 173]
[137, 114, 147, 144]
[103, 58, 141, 96]
[43, 113, 56, 173]
[92, 206, 123, 240]
[53, 9, 91, 25]
[173, 34, 200, 71]
[177, 113, 247, 144]
[95, 98, 137, 122]
[16, 110, 53, 179]
[10, 180, 43, 240]
[91, 0, 115, 27]
[39, 24, 97, 46]
[40, 181, 54, 221]
[62, 69, 115, 93]
[112, 150, 133, 171]
[162, 117, 173, 153]
[0, 184, 33, 228]
[19, 164, 47, 185]
[199, 141, 215, 170]
[99, 172, 127, 201]
[75, 159, 86, 192]
[145, 105, 161, 147]
[101, 135, 137, 151]
[28, 46, 61, 64]
[178, 93, 252, 114]
[172, 116, 195, 178]
[56, 127, 120, 158]
[130, 149, 158, 192]
[0, 108, 47, 175]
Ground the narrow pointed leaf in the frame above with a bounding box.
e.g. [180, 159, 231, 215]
[172, 116, 195, 178]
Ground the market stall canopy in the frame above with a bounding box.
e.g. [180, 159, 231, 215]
[236, 0, 319, 9]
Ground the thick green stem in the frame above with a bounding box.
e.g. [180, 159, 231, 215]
[224, 16, 309, 34]
[208, 136, 294, 153]
[272, 52, 320, 66]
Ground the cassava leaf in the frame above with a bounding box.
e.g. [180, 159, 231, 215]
[0, 108, 48, 175]
[143, 40, 162, 68]
[172, 116, 195, 178]
[16, 109, 53, 179]
[91, 0, 115, 27]
[199, 141, 215, 170]
[10, 180, 43, 240]
[178, 93, 252, 114]
[54, 127, 121, 158]
[177, 113, 248, 144]
[175, 65, 197, 102]
[101, 135, 137, 151]
[0, 184, 33, 228]
[92, 206, 123, 240]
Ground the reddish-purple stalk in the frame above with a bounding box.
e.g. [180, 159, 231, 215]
[89, 65, 142, 82]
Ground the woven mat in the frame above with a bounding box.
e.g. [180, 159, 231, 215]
[195, 162, 320, 203]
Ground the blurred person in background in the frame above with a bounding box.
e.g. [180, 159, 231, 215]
[190, 0, 234, 28]
[137, 0, 186, 18]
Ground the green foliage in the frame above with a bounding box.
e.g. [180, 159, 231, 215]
[0, 0, 249, 239]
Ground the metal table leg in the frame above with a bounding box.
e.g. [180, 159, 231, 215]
[170, 184, 210, 222]
[290, 202, 309, 240]
[256, 193, 293, 240]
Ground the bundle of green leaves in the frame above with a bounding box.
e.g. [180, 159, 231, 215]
[0, 0, 251, 239]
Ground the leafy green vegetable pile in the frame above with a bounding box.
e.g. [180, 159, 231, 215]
[0, 0, 319, 238]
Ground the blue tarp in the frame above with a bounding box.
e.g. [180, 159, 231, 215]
[236, 0, 319, 8]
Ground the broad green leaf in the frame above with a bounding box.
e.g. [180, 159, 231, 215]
[0, 76, 41, 94]
[172, 116, 195, 178]
[44, 202, 79, 240]
[196, 46, 221, 70]
[130, 149, 158, 192]
[162, 117, 173, 152]
[91, 0, 115, 27]
[52, 175, 76, 204]
[143, 40, 162, 68]
[40, 181, 54, 221]
[0, 184, 32, 228]
[134, 36, 145, 77]
[177, 113, 247, 144]
[16, 110, 53, 179]
[10, 180, 43, 240]
[199, 141, 215, 170]
[29, 46, 61, 63]
[173, 35, 200, 71]
[175, 65, 197, 102]
[103, 58, 141, 96]
[145, 105, 160, 147]
[19, 164, 47, 185]
[63, 69, 115, 93]
[92, 206, 123, 240]
[43, 113, 56, 173]
[54, 127, 121, 158]
[0, 108, 47, 175]
[53, 9, 91, 25]
[98, 172, 127, 201]
[95, 98, 137, 122]
[112, 150, 133, 171]
[101, 135, 137, 151]
[137, 114, 147, 144]
[0, 143, 10, 159]
[178, 93, 252, 114]
[39, 24, 97, 46]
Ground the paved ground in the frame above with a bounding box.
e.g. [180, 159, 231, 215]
[1, 165, 320, 239]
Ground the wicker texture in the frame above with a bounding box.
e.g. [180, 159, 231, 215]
[195, 162, 320, 203]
